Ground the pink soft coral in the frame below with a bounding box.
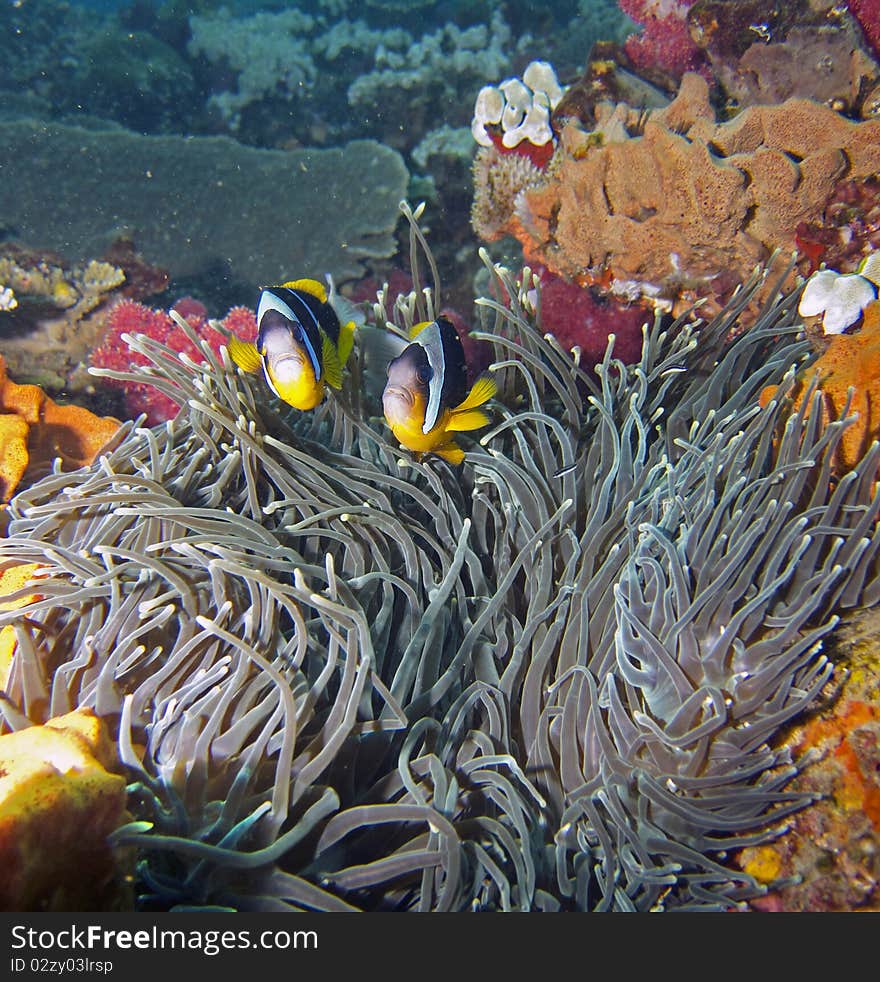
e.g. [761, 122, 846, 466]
[90, 299, 256, 425]
[619, 0, 706, 80]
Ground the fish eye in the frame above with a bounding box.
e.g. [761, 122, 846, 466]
[291, 324, 303, 342]
[417, 365, 433, 384]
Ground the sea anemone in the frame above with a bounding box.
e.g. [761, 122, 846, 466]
[1, 214, 879, 911]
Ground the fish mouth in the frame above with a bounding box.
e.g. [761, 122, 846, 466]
[268, 351, 306, 383]
[382, 384, 415, 427]
[383, 384, 413, 407]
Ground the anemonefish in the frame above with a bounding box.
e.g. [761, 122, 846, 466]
[381, 315, 496, 465]
[227, 277, 358, 411]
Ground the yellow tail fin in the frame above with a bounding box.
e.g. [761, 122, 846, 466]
[452, 374, 496, 413]
[446, 408, 491, 433]
[227, 336, 263, 374]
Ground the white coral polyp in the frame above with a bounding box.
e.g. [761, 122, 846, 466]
[503, 92, 553, 148]
[799, 267, 878, 334]
[471, 60, 564, 151]
[522, 60, 563, 107]
[472, 86, 505, 146]
[798, 270, 839, 316]
[499, 78, 531, 130]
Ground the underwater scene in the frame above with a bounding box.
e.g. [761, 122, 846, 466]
[0, 0, 879, 913]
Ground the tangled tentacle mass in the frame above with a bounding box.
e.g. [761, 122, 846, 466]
[2, 241, 879, 911]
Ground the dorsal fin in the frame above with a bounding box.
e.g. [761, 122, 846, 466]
[282, 278, 328, 303]
[409, 320, 433, 340]
[337, 320, 356, 366]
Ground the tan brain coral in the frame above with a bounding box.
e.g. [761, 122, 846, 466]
[479, 72, 880, 309]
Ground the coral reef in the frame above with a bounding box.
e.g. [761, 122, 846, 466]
[474, 71, 880, 312]
[1, 231, 879, 910]
[0, 241, 173, 410]
[617, 0, 879, 115]
[794, 175, 880, 276]
[684, 0, 879, 116]
[187, 8, 319, 133]
[0, 245, 129, 388]
[0, 247, 124, 322]
[0, 0, 635, 319]
[0, 121, 408, 290]
[707, 21, 878, 118]
[0, 708, 131, 911]
[4, 0, 880, 913]
[186, 6, 525, 155]
[0, 354, 121, 499]
[736, 606, 880, 911]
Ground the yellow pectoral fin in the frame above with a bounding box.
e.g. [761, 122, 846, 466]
[227, 336, 263, 373]
[453, 374, 496, 413]
[321, 332, 344, 389]
[282, 278, 328, 303]
[432, 441, 465, 466]
[445, 408, 491, 433]
[337, 320, 356, 366]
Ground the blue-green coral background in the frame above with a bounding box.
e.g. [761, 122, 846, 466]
[0, 0, 633, 309]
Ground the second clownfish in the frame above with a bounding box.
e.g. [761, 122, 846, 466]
[381, 316, 496, 465]
[227, 278, 358, 411]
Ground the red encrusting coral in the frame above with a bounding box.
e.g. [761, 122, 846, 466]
[348, 268, 415, 306]
[536, 269, 650, 368]
[848, 0, 880, 58]
[794, 224, 829, 276]
[90, 299, 257, 425]
[485, 128, 557, 170]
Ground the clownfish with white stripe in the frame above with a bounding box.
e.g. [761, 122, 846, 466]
[381, 315, 496, 466]
[227, 277, 360, 411]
